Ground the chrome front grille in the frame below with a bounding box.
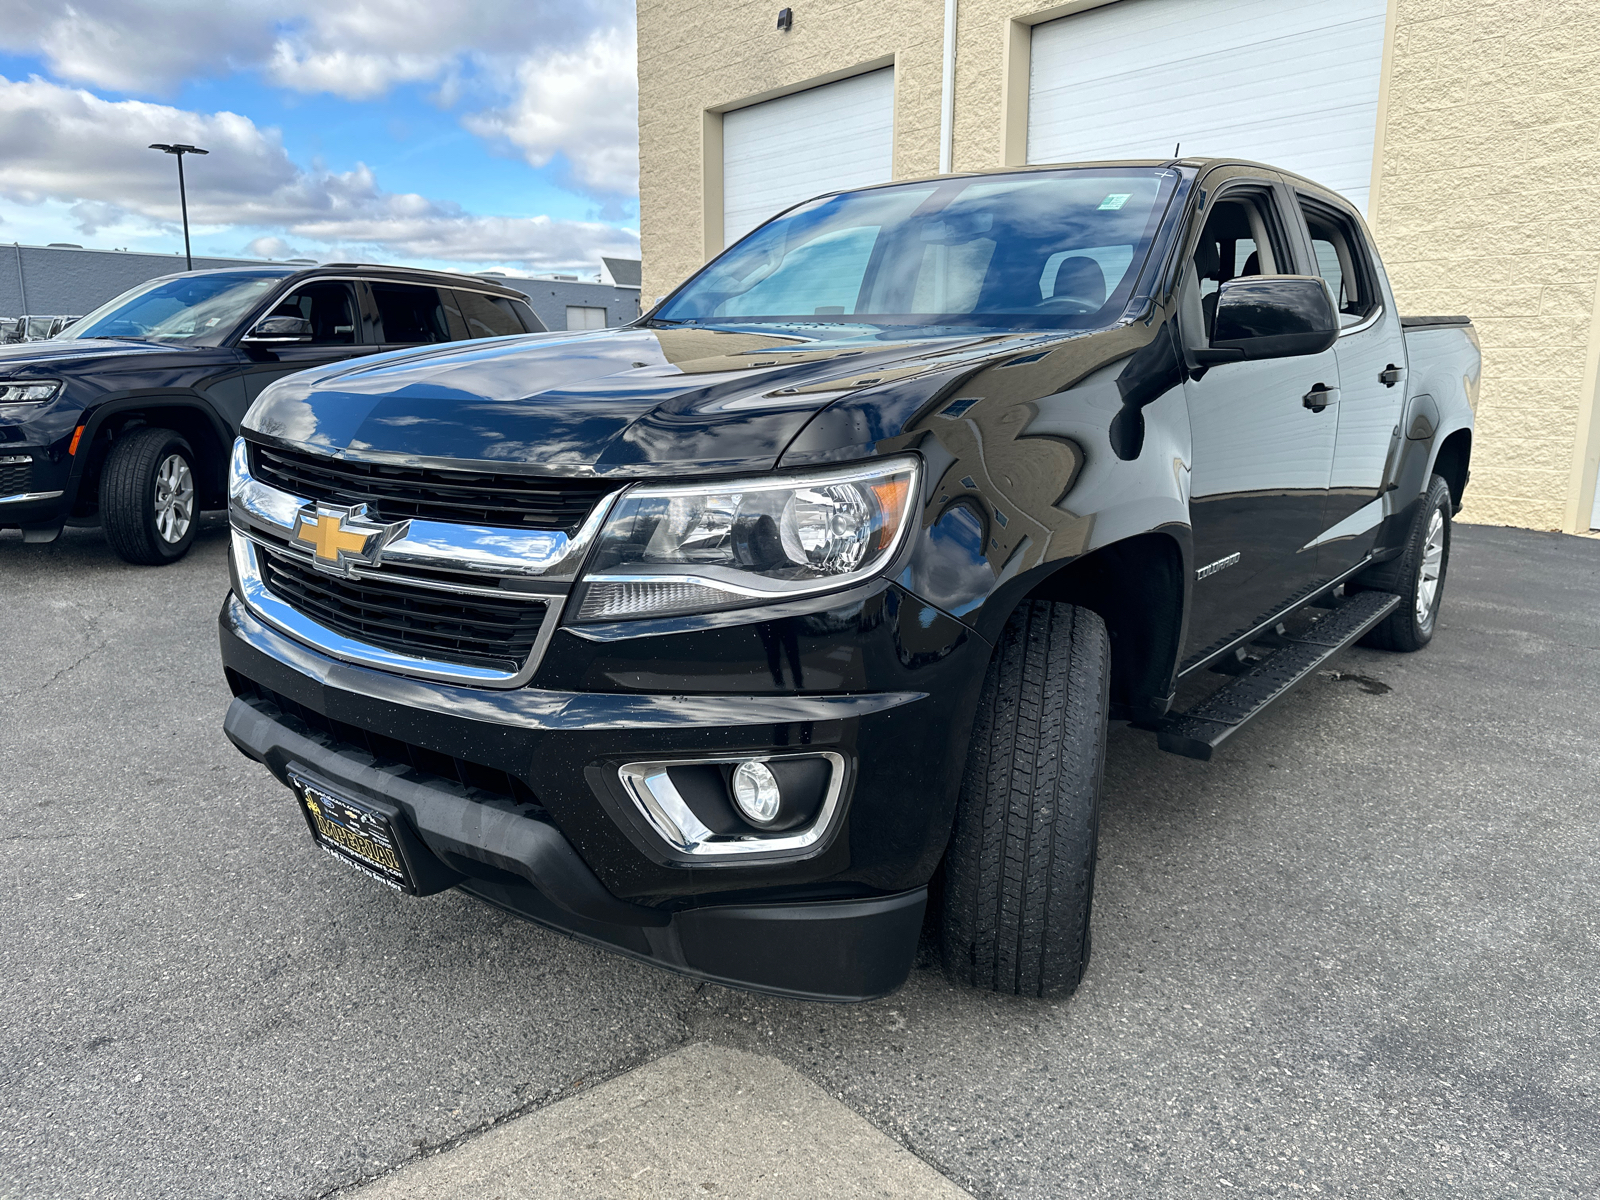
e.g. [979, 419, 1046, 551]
[249, 442, 616, 531]
[257, 546, 550, 672]
[229, 438, 618, 688]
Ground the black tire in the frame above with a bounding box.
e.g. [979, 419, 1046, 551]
[941, 600, 1110, 998]
[1357, 473, 1452, 652]
[100, 427, 199, 565]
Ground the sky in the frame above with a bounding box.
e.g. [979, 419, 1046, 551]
[0, 1, 640, 275]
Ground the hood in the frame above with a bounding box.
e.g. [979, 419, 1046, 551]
[242, 324, 1049, 477]
[0, 337, 203, 375]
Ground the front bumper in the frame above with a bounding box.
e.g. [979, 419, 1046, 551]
[219, 588, 987, 1000]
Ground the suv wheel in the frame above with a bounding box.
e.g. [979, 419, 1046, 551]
[941, 600, 1110, 998]
[100, 427, 199, 565]
[1357, 473, 1453, 653]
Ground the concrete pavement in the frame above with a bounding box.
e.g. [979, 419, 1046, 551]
[0, 517, 1595, 1199]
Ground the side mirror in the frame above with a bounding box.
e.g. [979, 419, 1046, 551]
[244, 315, 313, 343]
[1197, 275, 1338, 364]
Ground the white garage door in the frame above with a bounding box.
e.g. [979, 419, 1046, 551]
[722, 68, 895, 247]
[1029, 0, 1387, 211]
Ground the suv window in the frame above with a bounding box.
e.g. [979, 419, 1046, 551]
[1299, 198, 1376, 325]
[371, 283, 450, 344]
[1190, 188, 1293, 338]
[267, 282, 359, 344]
[454, 290, 526, 338]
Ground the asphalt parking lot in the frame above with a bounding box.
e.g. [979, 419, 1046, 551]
[2, 516, 1596, 1199]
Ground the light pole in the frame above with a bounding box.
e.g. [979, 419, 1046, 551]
[148, 143, 208, 270]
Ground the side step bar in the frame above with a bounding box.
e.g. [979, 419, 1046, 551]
[1156, 590, 1401, 761]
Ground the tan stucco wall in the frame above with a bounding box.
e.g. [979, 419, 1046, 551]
[638, 0, 1600, 530]
[1369, 0, 1600, 530]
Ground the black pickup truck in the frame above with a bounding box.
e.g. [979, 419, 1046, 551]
[219, 158, 1478, 1002]
[0, 264, 544, 562]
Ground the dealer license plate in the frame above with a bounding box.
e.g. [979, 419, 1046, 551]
[291, 773, 416, 893]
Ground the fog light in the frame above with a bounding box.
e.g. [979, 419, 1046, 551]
[731, 761, 781, 825]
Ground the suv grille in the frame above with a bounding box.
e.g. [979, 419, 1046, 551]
[249, 442, 616, 532]
[0, 459, 30, 495]
[258, 547, 549, 672]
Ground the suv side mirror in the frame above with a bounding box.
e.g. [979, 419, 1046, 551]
[1196, 276, 1338, 364]
[244, 315, 313, 343]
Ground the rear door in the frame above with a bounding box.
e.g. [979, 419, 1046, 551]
[1179, 171, 1341, 662]
[237, 279, 377, 405]
[1293, 192, 1408, 576]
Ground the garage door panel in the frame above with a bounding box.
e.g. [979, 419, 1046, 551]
[1030, 0, 1386, 210]
[722, 69, 895, 247]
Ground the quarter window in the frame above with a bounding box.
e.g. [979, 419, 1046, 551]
[455, 290, 527, 338]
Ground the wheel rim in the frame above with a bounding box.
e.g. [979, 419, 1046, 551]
[1415, 508, 1446, 624]
[152, 453, 194, 544]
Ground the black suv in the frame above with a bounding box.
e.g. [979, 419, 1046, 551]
[0, 264, 545, 563]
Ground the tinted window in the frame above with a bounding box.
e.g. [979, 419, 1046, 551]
[1300, 199, 1375, 324]
[658, 167, 1179, 329]
[454, 290, 525, 338]
[371, 283, 449, 344]
[1190, 191, 1292, 337]
[267, 282, 359, 344]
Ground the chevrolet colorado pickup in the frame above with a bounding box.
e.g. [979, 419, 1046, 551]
[219, 158, 1478, 1002]
[0, 264, 543, 563]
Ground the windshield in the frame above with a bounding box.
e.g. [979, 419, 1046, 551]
[58, 272, 285, 344]
[657, 168, 1179, 329]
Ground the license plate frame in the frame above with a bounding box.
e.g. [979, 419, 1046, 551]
[290, 772, 417, 894]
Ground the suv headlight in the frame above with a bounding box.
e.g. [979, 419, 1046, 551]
[0, 380, 61, 407]
[575, 455, 920, 621]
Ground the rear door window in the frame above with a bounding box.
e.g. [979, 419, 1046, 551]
[370, 283, 450, 344]
[453, 290, 527, 338]
[1298, 199, 1378, 325]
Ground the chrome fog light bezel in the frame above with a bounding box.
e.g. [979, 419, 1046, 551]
[616, 751, 847, 859]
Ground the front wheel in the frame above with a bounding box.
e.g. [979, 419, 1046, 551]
[100, 427, 199, 565]
[941, 600, 1110, 998]
[1358, 473, 1453, 652]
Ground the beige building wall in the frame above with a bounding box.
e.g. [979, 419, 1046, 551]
[1369, 0, 1600, 531]
[637, 0, 1600, 531]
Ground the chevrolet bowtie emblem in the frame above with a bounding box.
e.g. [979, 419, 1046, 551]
[290, 503, 395, 575]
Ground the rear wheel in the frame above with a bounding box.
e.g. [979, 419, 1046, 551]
[100, 427, 199, 565]
[940, 600, 1110, 998]
[1358, 473, 1452, 652]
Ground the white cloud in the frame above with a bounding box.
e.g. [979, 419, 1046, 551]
[0, 0, 638, 200]
[0, 76, 638, 272]
[464, 27, 638, 197]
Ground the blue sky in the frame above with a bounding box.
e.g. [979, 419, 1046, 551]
[0, 2, 639, 274]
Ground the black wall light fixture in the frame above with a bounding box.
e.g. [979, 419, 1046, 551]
[777, 8, 793, 31]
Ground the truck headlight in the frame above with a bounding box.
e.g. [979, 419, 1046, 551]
[0, 380, 61, 407]
[227, 436, 250, 499]
[575, 455, 920, 621]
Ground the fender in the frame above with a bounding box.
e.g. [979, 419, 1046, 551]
[65, 390, 234, 508]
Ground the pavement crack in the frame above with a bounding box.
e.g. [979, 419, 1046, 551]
[1, 637, 108, 701]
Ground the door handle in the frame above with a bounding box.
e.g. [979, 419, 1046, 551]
[1379, 364, 1406, 387]
[1303, 384, 1340, 411]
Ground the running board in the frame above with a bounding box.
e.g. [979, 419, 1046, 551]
[1156, 590, 1401, 761]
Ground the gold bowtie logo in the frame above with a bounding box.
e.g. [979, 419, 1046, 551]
[291, 503, 388, 574]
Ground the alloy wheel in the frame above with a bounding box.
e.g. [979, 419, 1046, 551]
[1415, 508, 1445, 624]
[153, 453, 195, 544]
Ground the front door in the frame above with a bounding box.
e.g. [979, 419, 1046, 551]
[1179, 179, 1341, 663]
[239, 280, 377, 404]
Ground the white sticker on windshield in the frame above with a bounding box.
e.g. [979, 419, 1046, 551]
[1098, 194, 1132, 211]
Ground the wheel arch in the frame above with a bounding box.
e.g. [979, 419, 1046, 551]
[1431, 427, 1471, 512]
[70, 394, 232, 515]
[1021, 528, 1188, 722]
